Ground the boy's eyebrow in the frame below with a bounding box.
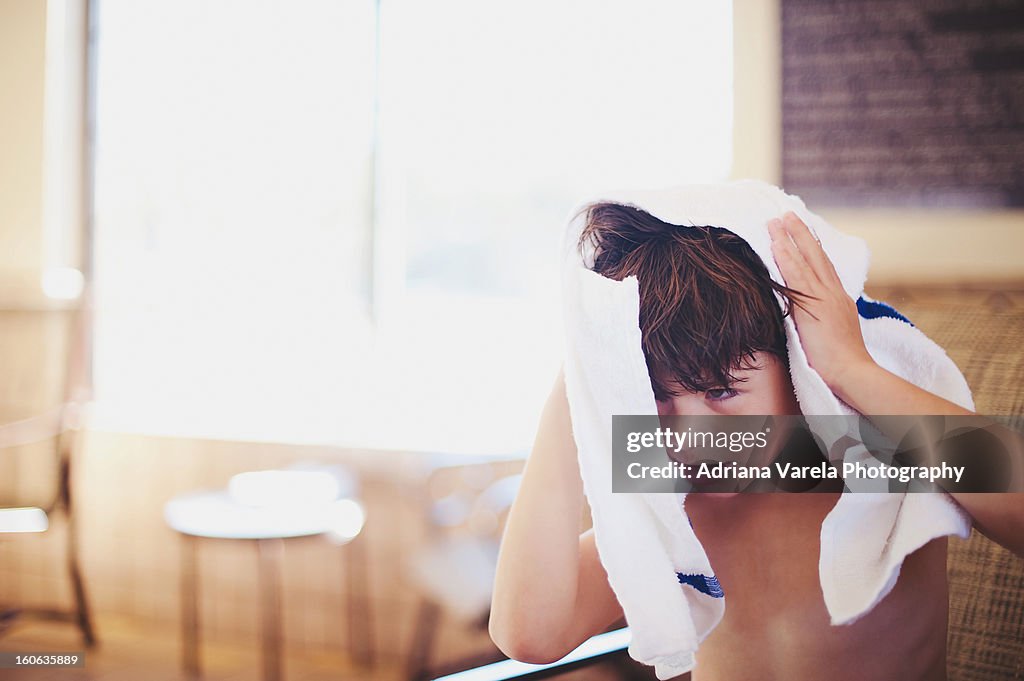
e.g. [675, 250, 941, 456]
[660, 372, 752, 392]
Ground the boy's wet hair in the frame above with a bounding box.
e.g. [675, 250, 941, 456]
[577, 202, 808, 401]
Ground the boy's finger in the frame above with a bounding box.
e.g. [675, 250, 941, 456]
[781, 212, 840, 285]
[768, 218, 814, 290]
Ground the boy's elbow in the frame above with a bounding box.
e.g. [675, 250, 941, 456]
[488, 613, 569, 665]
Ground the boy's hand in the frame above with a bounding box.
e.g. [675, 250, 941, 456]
[767, 211, 875, 391]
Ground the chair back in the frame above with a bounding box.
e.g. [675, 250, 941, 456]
[879, 287, 1024, 680]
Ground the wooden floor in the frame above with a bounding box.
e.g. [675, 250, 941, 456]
[0, 614, 405, 681]
[0, 615, 641, 681]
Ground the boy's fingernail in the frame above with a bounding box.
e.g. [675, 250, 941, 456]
[768, 218, 783, 233]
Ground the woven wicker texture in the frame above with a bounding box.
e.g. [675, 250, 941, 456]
[868, 286, 1024, 681]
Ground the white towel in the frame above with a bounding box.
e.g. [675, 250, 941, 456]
[560, 179, 974, 679]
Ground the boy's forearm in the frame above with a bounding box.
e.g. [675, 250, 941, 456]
[829, 361, 1024, 557]
[827, 360, 973, 417]
[490, 370, 586, 660]
[947, 492, 1024, 557]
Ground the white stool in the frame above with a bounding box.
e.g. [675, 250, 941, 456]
[164, 486, 368, 681]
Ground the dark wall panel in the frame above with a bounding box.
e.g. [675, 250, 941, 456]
[781, 0, 1024, 208]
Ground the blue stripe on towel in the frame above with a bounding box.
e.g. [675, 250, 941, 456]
[856, 296, 913, 327]
[676, 572, 724, 598]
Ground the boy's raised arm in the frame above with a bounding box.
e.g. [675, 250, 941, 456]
[768, 211, 1024, 557]
[489, 368, 625, 663]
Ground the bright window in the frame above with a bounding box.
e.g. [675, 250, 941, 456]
[92, 0, 733, 454]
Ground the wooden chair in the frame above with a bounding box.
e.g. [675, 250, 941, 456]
[0, 290, 96, 647]
[911, 287, 1024, 681]
[405, 457, 525, 681]
[0, 403, 97, 647]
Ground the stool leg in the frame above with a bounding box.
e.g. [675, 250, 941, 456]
[258, 538, 284, 681]
[181, 535, 200, 679]
[346, 536, 374, 668]
[65, 472, 97, 648]
[405, 598, 441, 681]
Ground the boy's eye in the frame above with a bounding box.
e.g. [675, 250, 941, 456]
[705, 387, 738, 401]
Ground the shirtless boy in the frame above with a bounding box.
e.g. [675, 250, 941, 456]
[489, 206, 1024, 680]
